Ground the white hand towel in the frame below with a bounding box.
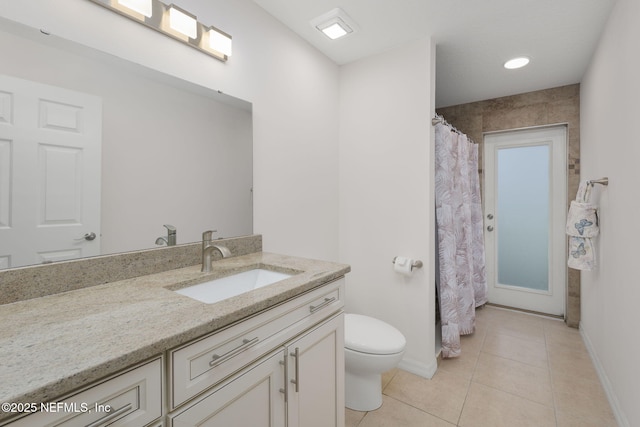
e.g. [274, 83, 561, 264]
[566, 181, 599, 237]
[566, 181, 599, 270]
[566, 201, 599, 237]
[568, 236, 596, 271]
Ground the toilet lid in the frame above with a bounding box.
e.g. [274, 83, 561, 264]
[345, 314, 406, 355]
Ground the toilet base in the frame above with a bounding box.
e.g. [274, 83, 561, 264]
[345, 371, 383, 411]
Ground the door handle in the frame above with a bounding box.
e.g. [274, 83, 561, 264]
[75, 232, 97, 241]
[487, 226, 494, 232]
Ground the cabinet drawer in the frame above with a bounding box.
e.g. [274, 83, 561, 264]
[5, 358, 162, 427]
[169, 277, 344, 409]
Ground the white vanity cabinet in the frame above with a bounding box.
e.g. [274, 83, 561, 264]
[168, 278, 345, 427]
[1, 274, 346, 427]
[3, 358, 162, 427]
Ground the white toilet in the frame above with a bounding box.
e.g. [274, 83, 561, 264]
[344, 313, 406, 411]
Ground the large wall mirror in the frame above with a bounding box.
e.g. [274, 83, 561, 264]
[0, 17, 253, 270]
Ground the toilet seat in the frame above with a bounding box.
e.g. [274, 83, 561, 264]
[345, 314, 406, 355]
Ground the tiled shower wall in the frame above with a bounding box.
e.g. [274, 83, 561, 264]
[436, 84, 581, 327]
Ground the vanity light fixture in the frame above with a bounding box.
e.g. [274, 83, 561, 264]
[168, 4, 197, 39]
[87, 0, 232, 62]
[310, 8, 358, 40]
[504, 56, 530, 69]
[117, 0, 152, 18]
[209, 27, 232, 57]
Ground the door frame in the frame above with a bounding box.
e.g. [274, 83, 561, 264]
[483, 125, 568, 316]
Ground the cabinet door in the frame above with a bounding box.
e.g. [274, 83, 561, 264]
[287, 313, 345, 427]
[169, 349, 286, 427]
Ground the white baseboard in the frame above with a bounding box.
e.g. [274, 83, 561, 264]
[579, 322, 629, 427]
[398, 356, 438, 379]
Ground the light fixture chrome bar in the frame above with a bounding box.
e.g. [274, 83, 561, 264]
[87, 0, 231, 62]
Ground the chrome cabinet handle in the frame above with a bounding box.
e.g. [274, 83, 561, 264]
[85, 403, 132, 427]
[279, 352, 288, 402]
[309, 297, 336, 313]
[209, 337, 259, 367]
[290, 347, 300, 393]
[487, 226, 494, 232]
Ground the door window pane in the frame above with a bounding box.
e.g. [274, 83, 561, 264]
[497, 145, 549, 291]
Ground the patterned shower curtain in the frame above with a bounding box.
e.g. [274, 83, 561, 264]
[435, 122, 487, 358]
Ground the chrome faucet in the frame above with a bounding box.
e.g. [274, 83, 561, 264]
[201, 230, 231, 273]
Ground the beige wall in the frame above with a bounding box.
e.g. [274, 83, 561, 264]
[437, 84, 580, 326]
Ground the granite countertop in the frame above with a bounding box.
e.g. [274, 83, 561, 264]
[0, 252, 350, 419]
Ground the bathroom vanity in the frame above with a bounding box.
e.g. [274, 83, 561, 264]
[0, 236, 349, 426]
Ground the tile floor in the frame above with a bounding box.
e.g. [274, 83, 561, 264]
[345, 305, 618, 427]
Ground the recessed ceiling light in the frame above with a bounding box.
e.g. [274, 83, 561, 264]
[504, 57, 530, 69]
[310, 8, 358, 40]
[320, 20, 350, 40]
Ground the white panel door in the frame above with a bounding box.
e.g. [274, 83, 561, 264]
[0, 75, 101, 269]
[484, 126, 567, 316]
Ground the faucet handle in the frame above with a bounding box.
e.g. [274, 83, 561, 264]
[164, 224, 176, 234]
[202, 230, 218, 241]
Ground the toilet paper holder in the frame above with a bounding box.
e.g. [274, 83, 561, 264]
[392, 257, 423, 270]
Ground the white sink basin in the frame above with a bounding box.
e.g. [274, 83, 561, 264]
[175, 268, 293, 304]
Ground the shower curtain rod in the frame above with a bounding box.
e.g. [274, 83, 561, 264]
[432, 114, 477, 144]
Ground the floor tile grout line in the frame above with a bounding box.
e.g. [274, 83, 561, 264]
[455, 373, 473, 426]
[468, 376, 556, 411]
[473, 319, 557, 413]
[470, 353, 556, 409]
[454, 310, 488, 426]
[475, 308, 558, 424]
[479, 347, 549, 371]
[544, 327, 560, 426]
[380, 393, 457, 426]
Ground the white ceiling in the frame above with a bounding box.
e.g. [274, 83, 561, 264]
[251, 0, 617, 107]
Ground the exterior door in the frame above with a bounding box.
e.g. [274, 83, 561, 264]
[0, 74, 101, 269]
[484, 126, 566, 316]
